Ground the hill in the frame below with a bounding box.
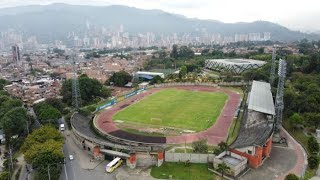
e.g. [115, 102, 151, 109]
[0, 3, 317, 43]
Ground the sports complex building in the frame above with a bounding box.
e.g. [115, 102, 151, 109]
[205, 59, 267, 74]
[70, 80, 275, 174]
[70, 82, 242, 168]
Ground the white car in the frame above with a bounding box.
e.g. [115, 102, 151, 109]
[69, 155, 74, 160]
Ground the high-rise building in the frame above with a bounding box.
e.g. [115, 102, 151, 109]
[12, 44, 20, 63]
[264, 32, 271, 41]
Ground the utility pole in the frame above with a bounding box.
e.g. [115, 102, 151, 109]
[26, 118, 30, 135]
[9, 145, 14, 174]
[72, 53, 81, 110]
[274, 59, 287, 133]
[47, 164, 51, 180]
[269, 46, 277, 85]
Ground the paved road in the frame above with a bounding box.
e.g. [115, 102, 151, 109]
[60, 131, 119, 180]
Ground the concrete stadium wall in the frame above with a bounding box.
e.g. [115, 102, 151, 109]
[165, 152, 215, 163]
[153, 82, 250, 88]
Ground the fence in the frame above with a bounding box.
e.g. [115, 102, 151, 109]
[165, 152, 215, 163]
[96, 87, 147, 111]
[95, 81, 251, 112]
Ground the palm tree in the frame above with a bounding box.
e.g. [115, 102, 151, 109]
[217, 162, 230, 178]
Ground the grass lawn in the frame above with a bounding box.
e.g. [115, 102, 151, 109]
[227, 118, 241, 145]
[283, 120, 310, 155]
[151, 162, 215, 180]
[113, 89, 228, 132]
[174, 148, 194, 153]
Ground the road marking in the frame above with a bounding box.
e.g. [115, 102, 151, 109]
[64, 164, 69, 180]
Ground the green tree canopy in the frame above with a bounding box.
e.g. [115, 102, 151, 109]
[107, 71, 132, 87]
[0, 79, 10, 90]
[192, 140, 208, 153]
[150, 75, 164, 85]
[33, 102, 61, 123]
[0, 98, 23, 119]
[22, 125, 64, 180]
[308, 136, 319, 154]
[284, 173, 299, 180]
[1, 107, 27, 144]
[179, 65, 187, 79]
[0, 171, 9, 180]
[308, 155, 319, 169]
[170, 44, 178, 59]
[21, 125, 63, 153]
[61, 74, 111, 106]
[217, 162, 230, 177]
[289, 113, 303, 129]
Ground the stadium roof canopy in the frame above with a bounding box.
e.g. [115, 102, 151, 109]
[135, 71, 165, 79]
[205, 59, 266, 74]
[248, 81, 275, 115]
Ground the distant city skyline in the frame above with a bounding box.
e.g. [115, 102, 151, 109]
[0, 0, 319, 32]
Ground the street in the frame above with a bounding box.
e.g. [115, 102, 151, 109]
[60, 131, 119, 180]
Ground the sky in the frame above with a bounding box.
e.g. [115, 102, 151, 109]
[0, 0, 320, 32]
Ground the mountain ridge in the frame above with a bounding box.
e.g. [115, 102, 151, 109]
[0, 3, 318, 43]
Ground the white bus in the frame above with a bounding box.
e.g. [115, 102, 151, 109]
[106, 157, 122, 173]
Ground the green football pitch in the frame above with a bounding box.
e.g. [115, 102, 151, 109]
[112, 89, 228, 132]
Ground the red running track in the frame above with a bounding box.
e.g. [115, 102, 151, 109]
[96, 86, 241, 145]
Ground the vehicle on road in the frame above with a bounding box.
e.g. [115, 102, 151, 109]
[106, 157, 122, 173]
[60, 124, 65, 131]
[69, 155, 74, 160]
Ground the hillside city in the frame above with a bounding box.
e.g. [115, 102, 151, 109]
[0, 2, 320, 180]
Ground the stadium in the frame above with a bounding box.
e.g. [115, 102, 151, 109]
[71, 83, 241, 167]
[205, 59, 266, 74]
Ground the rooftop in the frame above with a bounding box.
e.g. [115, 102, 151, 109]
[206, 59, 266, 65]
[248, 81, 275, 115]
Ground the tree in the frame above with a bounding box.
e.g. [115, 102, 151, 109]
[22, 125, 64, 180]
[100, 86, 112, 98]
[258, 47, 264, 54]
[107, 71, 132, 87]
[21, 125, 63, 152]
[0, 171, 9, 180]
[179, 66, 187, 79]
[1, 107, 27, 145]
[0, 79, 10, 90]
[217, 163, 230, 178]
[45, 98, 65, 113]
[304, 113, 320, 128]
[33, 102, 61, 124]
[218, 141, 228, 151]
[192, 140, 208, 153]
[0, 98, 23, 119]
[150, 75, 164, 85]
[308, 136, 319, 154]
[61, 74, 111, 106]
[308, 155, 319, 169]
[170, 44, 178, 59]
[289, 113, 303, 130]
[179, 46, 194, 58]
[285, 173, 299, 180]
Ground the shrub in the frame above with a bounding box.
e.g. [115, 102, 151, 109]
[308, 155, 319, 169]
[285, 173, 299, 180]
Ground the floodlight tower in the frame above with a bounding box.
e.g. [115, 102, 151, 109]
[72, 53, 81, 110]
[269, 46, 277, 85]
[274, 59, 286, 132]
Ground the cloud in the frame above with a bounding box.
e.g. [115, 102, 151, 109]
[0, 0, 319, 31]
